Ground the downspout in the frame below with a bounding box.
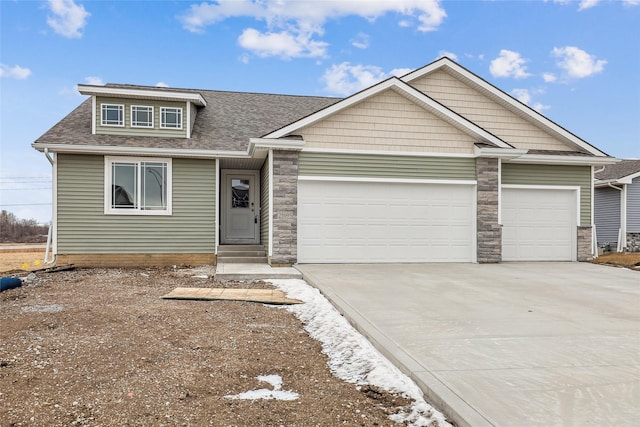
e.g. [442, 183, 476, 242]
[43, 148, 56, 264]
[606, 183, 624, 252]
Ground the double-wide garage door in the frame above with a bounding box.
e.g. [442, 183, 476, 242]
[502, 187, 577, 261]
[298, 180, 476, 263]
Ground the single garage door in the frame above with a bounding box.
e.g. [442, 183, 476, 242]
[298, 180, 476, 263]
[502, 187, 577, 261]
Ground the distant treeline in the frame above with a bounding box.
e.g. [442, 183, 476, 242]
[0, 210, 49, 243]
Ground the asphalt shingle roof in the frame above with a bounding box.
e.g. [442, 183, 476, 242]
[595, 159, 640, 181]
[34, 86, 341, 152]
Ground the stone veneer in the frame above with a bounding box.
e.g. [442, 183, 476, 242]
[577, 226, 593, 261]
[476, 157, 502, 263]
[270, 150, 298, 265]
[626, 232, 640, 252]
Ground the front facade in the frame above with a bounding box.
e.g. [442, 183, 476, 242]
[594, 160, 640, 252]
[33, 58, 614, 266]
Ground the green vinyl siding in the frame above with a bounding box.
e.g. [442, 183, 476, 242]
[298, 152, 476, 180]
[96, 97, 187, 138]
[56, 154, 216, 254]
[502, 163, 591, 226]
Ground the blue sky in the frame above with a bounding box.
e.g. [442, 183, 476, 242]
[1, 0, 639, 223]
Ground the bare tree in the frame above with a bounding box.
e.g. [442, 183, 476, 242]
[0, 210, 49, 243]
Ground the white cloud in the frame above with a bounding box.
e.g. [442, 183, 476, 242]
[511, 88, 550, 113]
[322, 62, 386, 96]
[0, 64, 32, 79]
[623, 0, 640, 5]
[46, 0, 90, 38]
[155, 82, 169, 88]
[238, 28, 328, 59]
[552, 46, 606, 78]
[490, 50, 531, 79]
[179, 0, 446, 59]
[437, 50, 458, 61]
[542, 72, 557, 83]
[578, 0, 600, 10]
[351, 32, 369, 50]
[390, 68, 414, 77]
[84, 76, 104, 85]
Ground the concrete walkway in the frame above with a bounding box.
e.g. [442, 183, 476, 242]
[215, 263, 302, 280]
[296, 263, 640, 427]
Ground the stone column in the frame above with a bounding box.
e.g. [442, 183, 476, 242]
[577, 226, 593, 261]
[270, 150, 298, 266]
[476, 157, 502, 263]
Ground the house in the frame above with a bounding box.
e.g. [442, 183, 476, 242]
[32, 57, 615, 267]
[594, 160, 640, 252]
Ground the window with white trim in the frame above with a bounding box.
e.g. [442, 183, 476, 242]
[131, 105, 153, 128]
[160, 107, 182, 129]
[105, 157, 172, 215]
[101, 104, 124, 126]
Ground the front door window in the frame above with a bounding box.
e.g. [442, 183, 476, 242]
[232, 179, 250, 208]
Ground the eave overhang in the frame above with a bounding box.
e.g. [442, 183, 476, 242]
[77, 84, 207, 107]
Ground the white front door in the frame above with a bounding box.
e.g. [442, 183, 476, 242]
[221, 170, 259, 244]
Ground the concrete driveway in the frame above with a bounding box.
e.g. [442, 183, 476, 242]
[296, 263, 640, 427]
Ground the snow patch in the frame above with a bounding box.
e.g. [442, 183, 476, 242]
[225, 374, 299, 401]
[269, 279, 451, 427]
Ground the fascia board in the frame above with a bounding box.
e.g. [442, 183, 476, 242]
[619, 170, 640, 183]
[248, 138, 305, 153]
[505, 154, 618, 166]
[32, 143, 247, 159]
[401, 58, 608, 157]
[474, 146, 528, 159]
[77, 84, 207, 107]
[265, 77, 509, 148]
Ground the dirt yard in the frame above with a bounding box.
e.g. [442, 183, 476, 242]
[0, 267, 435, 427]
[591, 252, 640, 271]
[0, 245, 46, 273]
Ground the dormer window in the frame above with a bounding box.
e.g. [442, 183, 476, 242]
[161, 107, 182, 129]
[101, 104, 124, 126]
[131, 105, 153, 128]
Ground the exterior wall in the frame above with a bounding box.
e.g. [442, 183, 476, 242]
[476, 158, 501, 263]
[628, 177, 640, 232]
[594, 186, 621, 246]
[502, 163, 591, 226]
[409, 70, 570, 151]
[298, 89, 476, 154]
[260, 154, 270, 254]
[95, 96, 187, 138]
[298, 152, 476, 180]
[56, 154, 216, 254]
[270, 151, 298, 265]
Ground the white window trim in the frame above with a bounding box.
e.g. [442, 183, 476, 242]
[130, 105, 154, 128]
[100, 103, 125, 127]
[160, 106, 183, 129]
[104, 156, 172, 216]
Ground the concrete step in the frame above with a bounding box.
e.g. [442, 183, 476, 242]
[217, 256, 268, 264]
[215, 263, 302, 280]
[218, 250, 266, 257]
[218, 245, 264, 252]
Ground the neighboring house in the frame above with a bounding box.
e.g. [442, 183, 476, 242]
[32, 57, 615, 267]
[594, 160, 640, 252]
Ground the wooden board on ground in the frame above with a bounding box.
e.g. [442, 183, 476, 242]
[162, 287, 302, 305]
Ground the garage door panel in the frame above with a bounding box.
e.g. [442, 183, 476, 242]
[298, 181, 475, 263]
[502, 188, 576, 261]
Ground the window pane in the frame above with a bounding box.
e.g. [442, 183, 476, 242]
[112, 163, 137, 208]
[141, 162, 167, 210]
[102, 105, 123, 126]
[231, 179, 249, 208]
[132, 106, 152, 127]
[161, 108, 181, 128]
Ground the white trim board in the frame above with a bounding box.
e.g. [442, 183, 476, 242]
[299, 175, 478, 185]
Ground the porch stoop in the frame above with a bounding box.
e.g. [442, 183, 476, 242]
[217, 245, 268, 264]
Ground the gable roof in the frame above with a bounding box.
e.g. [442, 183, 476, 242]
[34, 85, 339, 153]
[264, 76, 513, 149]
[595, 159, 640, 182]
[401, 57, 608, 157]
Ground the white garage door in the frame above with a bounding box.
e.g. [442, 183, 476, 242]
[502, 187, 577, 261]
[297, 180, 476, 263]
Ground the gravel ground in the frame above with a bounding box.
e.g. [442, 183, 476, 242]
[0, 267, 430, 427]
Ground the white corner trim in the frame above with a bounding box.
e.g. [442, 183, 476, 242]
[298, 175, 477, 185]
[52, 152, 58, 255]
[91, 96, 96, 135]
[186, 101, 191, 138]
[268, 149, 273, 258]
[215, 159, 220, 254]
[498, 158, 502, 225]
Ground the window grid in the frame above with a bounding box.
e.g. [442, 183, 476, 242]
[101, 104, 124, 126]
[160, 107, 183, 129]
[131, 105, 154, 128]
